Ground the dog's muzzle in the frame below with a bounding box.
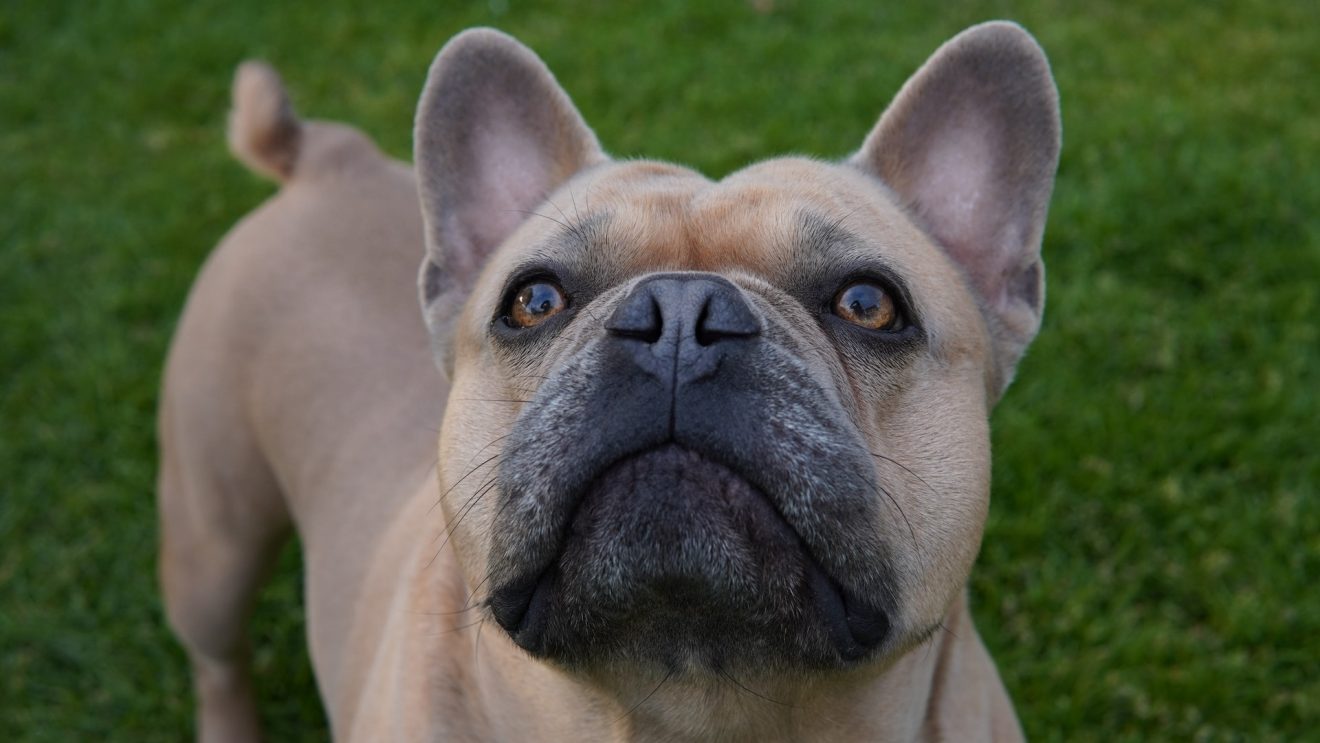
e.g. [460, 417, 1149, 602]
[485, 273, 896, 670]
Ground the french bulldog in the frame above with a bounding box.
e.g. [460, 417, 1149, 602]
[158, 20, 1059, 742]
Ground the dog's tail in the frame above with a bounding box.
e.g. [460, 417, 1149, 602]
[227, 61, 302, 183]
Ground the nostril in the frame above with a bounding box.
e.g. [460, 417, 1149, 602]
[629, 298, 664, 343]
[606, 295, 663, 343]
[694, 305, 716, 347]
[696, 288, 761, 345]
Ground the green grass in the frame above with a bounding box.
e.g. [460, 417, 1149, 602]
[2, 0, 1316, 740]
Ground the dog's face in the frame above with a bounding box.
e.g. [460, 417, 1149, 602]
[414, 23, 1058, 680]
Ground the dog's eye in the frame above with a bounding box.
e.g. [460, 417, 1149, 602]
[505, 280, 567, 329]
[832, 280, 903, 332]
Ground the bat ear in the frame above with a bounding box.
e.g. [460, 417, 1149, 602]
[851, 22, 1061, 392]
[414, 28, 606, 375]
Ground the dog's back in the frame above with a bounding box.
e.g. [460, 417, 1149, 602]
[157, 63, 443, 739]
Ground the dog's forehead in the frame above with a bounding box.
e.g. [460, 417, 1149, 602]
[539, 157, 955, 282]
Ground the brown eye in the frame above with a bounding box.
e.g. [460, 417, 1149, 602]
[506, 280, 567, 328]
[832, 280, 902, 331]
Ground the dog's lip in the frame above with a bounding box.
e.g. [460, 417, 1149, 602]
[804, 559, 890, 661]
[488, 443, 890, 661]
[487, 566, 556, 655]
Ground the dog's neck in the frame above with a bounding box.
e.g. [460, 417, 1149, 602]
[337, 478, 983, 742]
[449, 589, 971, 742]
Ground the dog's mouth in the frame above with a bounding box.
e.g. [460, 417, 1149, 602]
[488, 444, 889, 668]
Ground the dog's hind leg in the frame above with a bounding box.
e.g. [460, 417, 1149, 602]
[158, 384, 290, 743]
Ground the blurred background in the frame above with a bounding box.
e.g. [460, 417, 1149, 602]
[2, 1, 1316, 740]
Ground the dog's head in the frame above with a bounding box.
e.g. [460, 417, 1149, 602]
[415, 22, 1058, 679]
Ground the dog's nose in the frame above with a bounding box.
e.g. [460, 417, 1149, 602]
[605, 273, 760, 382]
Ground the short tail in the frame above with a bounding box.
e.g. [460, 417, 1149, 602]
[227, 61, 302, 183]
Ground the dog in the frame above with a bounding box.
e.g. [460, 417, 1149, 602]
[158, 20, 1059, 741]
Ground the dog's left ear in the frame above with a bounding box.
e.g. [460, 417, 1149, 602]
[414, 28, 606, 376]
[851, 21, 1060, 395]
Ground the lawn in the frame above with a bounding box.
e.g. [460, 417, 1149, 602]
[1, 0, 1316, 740]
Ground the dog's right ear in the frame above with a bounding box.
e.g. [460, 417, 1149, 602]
[414, 28, 606, 376]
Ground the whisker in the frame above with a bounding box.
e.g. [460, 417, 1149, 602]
[869, 450, 940, 497]
[919, 618, 958, 664]
[937, 618, 959, 642]
[431, 472, 502, 550]
[509, 208, 575, 236]
[568, 184, 583, 231]
[827, 206, 863, 236]
[409, 605, 482, 617]
[716, 667, 793, 709]
[429, 451, 504, 514]
[506, 373, 552, 382]
[870, 481, 920, 558]
[547, 196, 589, 248]
[422, 618, 487, 638]
[462, 572, 495, 612]
[919, 623, 942, 663]
[425, 473, 504, 568]
[463, 432, 514, 466]
[613, 667, 676, 725]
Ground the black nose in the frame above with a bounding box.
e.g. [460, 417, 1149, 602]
[604, 273, 761, 383]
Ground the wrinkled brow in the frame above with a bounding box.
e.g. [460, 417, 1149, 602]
[779, 210, 869, 288]
[798, 210, 866, 257]
[780, 211, 918, 310]
[518, 209, 613, 262]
